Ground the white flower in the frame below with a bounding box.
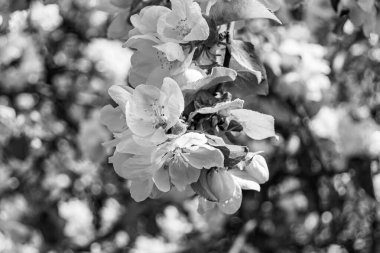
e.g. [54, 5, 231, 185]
[125, 77, 184, 144]
[152, 132, 225, 192]
[30, 2, 62, 32]
[157, 0, 209, 43]
[58, 199, 94, 245]
[126, 38, 194, 87]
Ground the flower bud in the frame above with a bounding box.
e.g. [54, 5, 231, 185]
[191, 169, 218, 202]
[206, 169, 235, 202]
[245, 154, 269, 184]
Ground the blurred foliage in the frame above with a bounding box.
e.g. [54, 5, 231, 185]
[0, 0, 380, 252]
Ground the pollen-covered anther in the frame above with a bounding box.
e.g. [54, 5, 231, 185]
[151, 102, 168, 129]
[174, 18, 192, 38]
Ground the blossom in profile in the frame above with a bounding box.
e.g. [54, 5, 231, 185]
[157, 0, 209, 43]
[196, 153, 269, 214]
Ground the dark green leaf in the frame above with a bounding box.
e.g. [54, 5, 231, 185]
[206, 134, 248, 166]
[183, 67, 237, 105]
[228, 40, 267, 84]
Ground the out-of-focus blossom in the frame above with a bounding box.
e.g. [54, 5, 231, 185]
[337, 0, 380, 36]
[311, 106, 380, 158]
[78, 111, 110, 163]
[373, 173, 380, 202]
[156, 205, 193, 242]
[85, 39, 132, 86]
[58, 198, 95, 246]
[368, 131, 380, 156]
[100, 198, 122, 233]
[338, 110, 380, 157]
[310, 106, 340, 140]
[30, 2, 62, 32]
[183, 198, 226, 236]
[8, 10, 28, 32]
[0, 105, 16, 142]
[132, 236, 182, 253]
[277, 35, 331, 102]
[0, 32, 43, 90]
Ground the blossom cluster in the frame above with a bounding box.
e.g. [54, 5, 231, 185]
[101, 0, 278, 214]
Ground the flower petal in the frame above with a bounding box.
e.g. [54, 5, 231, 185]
[183, 146, 224, 169]
[127, 40, 161, 87]
[116, 135, 156, 155]
[130, 5, 170, 34]
[245, 154, 269, 184]
[126, 85, 163, 137]
[183, 18, 209, 41]
[116, 155, 158, 180]
[131, 129, 167, 147]
[218, 184, 242, 214]
[169, 160, 200, 191]
[145, 66, 171, 87]
[130, 179, 154, 202]
[229, 169, 261, 191]
[175, 132, 207, 148]
[197, 197, 217, 214]
[107, 11, 132, 40]
[99, 105, 126, 132]
[153, 166, 171, 192]
[109, 151, 133, 174]
[108, 85, 132, 111]
[161, 77, 184, 128]
[170, 0, 187, 19]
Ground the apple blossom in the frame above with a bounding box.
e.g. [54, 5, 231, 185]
[126, 38, 194, 87]
[152, 132, 225, 192]
[125, 77, 185, 145]
[100, 0, 280, 215]
[157, 0, 209, 43]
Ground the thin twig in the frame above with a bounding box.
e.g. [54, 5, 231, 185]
[228, 220, 257, 253]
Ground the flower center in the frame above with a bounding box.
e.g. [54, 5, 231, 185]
[151, 100, 168, 129]
[172, 147, 188, 164]
[174, 18, 192, 39]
